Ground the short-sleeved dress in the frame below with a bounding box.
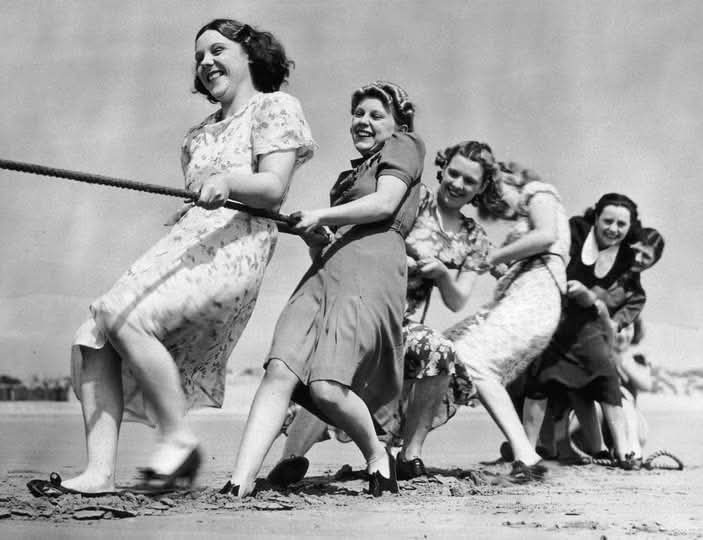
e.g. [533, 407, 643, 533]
[379, 183, 492, 445]
[268, 132, 425, 430]
[525, 216, 646, 406]
[444, 181, 570, 387]
[71, 92, 316, 423]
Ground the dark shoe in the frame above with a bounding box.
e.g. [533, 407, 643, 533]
[267, 455, 309, 487]
[536, 445, 558, 461]
[368, 449, 399, 497]
[27, 472, 117, 498]
[617, 452, 641, 471]
[396, 456, 427, 481]
[509, 460, 548, 483]
[499, 441, 514, 462]
[136, 446, 202, 493]
[219, 480, 257, 497]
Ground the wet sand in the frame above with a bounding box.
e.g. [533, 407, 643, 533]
[1, 382, 702, 539]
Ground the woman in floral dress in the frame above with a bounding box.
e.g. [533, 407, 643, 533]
[29, 19, 315, 497]
[444, 162, 570, 481]
[267, 140, 498, 484]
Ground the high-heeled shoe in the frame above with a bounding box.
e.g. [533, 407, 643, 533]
[267, 455, 310, 487]
[396, 456, 427, 481]
[137, 446, 202, 493]
[219, 480, 257, 497]
[368, 449, 399, 497]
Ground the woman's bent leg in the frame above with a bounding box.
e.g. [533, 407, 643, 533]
[63, 344, 123, 492]
[106, 320, 197, 474]
[280, 407, 328, 459]
[229, 360, 300, 495]
[400, 374, 450, 460]
[309, 380, 388, 476]
[570, 393, 607, 454]
[475, 378, 542, 466]
[601, 403, 633, 461]
[522, 397, 548, 449]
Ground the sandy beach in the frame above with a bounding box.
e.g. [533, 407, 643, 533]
[1, 376, 701, 539]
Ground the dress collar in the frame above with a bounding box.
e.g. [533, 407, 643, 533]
[581, 227, 621, 278]
[349, 156, 366, 168]
[214, 92, 262, 123]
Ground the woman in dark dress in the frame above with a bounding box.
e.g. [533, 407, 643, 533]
[266, 141, 496, 485]
[523, 193, 645, 468]
[223, 81, 425, 497]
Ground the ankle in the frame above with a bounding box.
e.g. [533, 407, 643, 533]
[401, 449, 422, 461]
[366, 448, 390, 477]
[228, 476, 256, 497]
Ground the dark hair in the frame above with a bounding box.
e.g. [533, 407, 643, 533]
[638, 227, 665, 266]
[350, 81, 416, 132]
[434, 141, 500, 212]
[584, 192, 642, 244]
[193, 19, 293, 100]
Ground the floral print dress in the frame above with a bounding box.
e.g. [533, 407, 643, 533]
[444, 181, 570, 387]
[71, 92, 315, 424]
[380, 184, 491, 444]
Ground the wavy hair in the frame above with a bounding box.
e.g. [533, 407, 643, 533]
[638, 226, 665, 266]
[350, 81, 416, 132]
[193, 19, 293, 101]
[584, 192, 642, 245]
[434, 141, 500, 211]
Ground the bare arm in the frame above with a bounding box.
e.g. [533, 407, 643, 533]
[196, 149, 298, 212]
[292, 175, 408, 233]
[416, 260, 478, 312]
[618, 353, 654, 392]
[488, 192, 559, 266]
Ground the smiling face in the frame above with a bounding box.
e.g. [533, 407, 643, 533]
[195, 30, 250, 106]
[437, 154, 485, 211]
[496, 171, 523, 219]
[350, 97, 398, 157]
[594, 204, 632, 249]
[630, 241, 656, 272]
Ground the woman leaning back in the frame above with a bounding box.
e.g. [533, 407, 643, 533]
[266, 141, 498, 484]
[222, 81, 425, 498]
[27, 18, 315, 497]
[522, 193, 646, 468]
[443, 162, 571, 481]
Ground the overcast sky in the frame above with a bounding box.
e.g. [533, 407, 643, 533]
[1, 0, 701, 379]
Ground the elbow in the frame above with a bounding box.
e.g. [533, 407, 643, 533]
[259, 184, 287, 211]
[447, 296, 469, 313]
[536, 229, 557, 251]
[375, 199, 397, 220]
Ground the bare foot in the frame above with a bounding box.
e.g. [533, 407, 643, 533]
[61, 472, 115, 493]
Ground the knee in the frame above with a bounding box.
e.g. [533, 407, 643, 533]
[264, 359, 298, 387]
[309, 380, 347, 410]
[94, 304, 136, 345]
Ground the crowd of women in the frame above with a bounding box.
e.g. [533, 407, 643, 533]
[26, 18, 665, 500]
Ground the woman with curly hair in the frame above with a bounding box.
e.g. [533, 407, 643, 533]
[522, 193, 646, 469]
[266, 141, 499, 484]
[28, 18, 315, 497]
[222, 81, 425, 498]
[443, 162, 571, 481]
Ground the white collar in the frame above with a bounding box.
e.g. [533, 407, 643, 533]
[581, 227, 620, 278]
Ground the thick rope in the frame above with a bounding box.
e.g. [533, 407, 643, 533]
[0, 157, 297, 226]
[642, 449, 685, 471]
[569, 433, 684, 470]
